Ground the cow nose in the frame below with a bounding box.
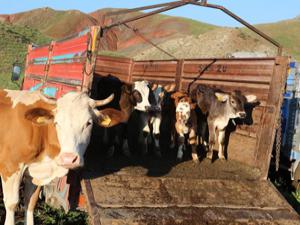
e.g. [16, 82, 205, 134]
[238, 112, 246, 118]
[58, 152, 80, 168]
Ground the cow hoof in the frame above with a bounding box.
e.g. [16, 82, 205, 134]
[192, 153, 199, 162]
[218, 155, 225, 160]
[206, 153, 213, 160]
[176, 157, 183, 162]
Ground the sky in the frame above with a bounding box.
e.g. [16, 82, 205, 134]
[0, 0, 300, 27]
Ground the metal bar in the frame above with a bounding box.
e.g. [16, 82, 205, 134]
[190, 2, 283, 56]
[105, 1, 183, 16]
[102, 0, 198, 31]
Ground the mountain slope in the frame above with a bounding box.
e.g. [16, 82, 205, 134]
[0, 7, 98, 39]
[254, 18, 300, 60]
[0, 22, 51, 89]
[0, 8, 299, 61]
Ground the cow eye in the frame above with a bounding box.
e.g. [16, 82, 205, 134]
[84, 120, 93, 129]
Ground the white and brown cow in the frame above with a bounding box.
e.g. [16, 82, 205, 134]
[0, 89, 113, 225]
[192, 85, 257, 161]
[171, 91, 198, 161]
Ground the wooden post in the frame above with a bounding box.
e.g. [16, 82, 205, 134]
[175, 59, 184, 91]
[128, 59, 134, 83]
[255, 56, 289, 180]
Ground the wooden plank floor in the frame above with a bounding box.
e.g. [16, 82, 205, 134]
[82, 148, 300, 225]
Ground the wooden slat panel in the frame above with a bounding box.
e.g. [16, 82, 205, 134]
[92, 55, 288, 177]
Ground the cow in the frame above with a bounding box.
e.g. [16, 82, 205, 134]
[127, 82, 177, 158]
[0, 89, 114, 225]
[170, 91, 198, 162]
[91, 76, 153, 158]
[127, 80, 161, 157]
[192, 85, 257, 161]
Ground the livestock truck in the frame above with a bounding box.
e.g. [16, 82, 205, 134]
[12, 1, 300, 224]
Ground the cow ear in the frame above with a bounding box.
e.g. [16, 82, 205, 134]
[164, 83, 176, 93]
[171, 92, 184, 99]
[131, 90, 142, 105]
[96, 108, 126, 128]
[25, 108, 54, 125]
[245, 95, 257, 103]
[150, 83, 158, 91]
[215, 92, 229, 102]
[122, 83, 132, 94]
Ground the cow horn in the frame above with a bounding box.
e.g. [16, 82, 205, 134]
[39, 90, 57, 105]
[94, 94, 114, 107]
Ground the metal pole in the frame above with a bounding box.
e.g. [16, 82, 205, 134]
[102, 0, 199, 31]
[105, 1, 184, 16]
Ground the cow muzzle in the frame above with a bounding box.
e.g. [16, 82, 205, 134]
[238, 111, 246, 118]
[145, 105, 161, 113]
[57, 152, 80, 169]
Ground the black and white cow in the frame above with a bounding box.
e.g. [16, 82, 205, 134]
[192, 85, 257, 160]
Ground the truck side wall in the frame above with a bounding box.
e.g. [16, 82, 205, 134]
[95, 55, 289, 179]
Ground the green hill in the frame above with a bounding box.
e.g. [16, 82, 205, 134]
[0, 22, 50, 89]
[4, 7, 97, 39]
[255, 18, 300, 61]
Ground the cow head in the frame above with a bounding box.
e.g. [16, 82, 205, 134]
[121, 83, 142, 107]
[215, 90, 257, 119]
[25, 92, 114, 169]
[150, 83, 176, 112]
[133, 80, 157, 112]
[171, 92, 196, 124]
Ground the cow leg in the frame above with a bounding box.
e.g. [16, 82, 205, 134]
[177, 134, 185, 160]
[170, 133, 175, 149]
[189, 129, 198, 162]
[207, 121, 216, 160]
[122, 138, 132, 157]
[142, 122, 151, 156]
[1, 167, 25, 225]
[24, 174, 41, 225]
[119, 124, 131, 157]
[152, 116, 162, 158]
[218, 130, 226, 160]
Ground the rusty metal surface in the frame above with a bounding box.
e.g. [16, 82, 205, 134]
[97, 207, 299, 225]
[82, 157, 300, 225]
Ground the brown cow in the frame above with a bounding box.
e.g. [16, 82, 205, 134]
[0, 89, 113, 225]
[192, 85, 257, 161]
[171, 91, 198, 162]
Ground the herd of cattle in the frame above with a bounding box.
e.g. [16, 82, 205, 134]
[0, 75, 257, 225]
[91, 75, 258, 162]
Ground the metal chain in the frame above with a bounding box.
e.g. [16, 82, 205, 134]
[275, 116, 281, 172]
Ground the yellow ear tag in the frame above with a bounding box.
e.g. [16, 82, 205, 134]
[100, 116, 112, 127]
[217, 95, 224, 102]
[36, 116, 47, 124]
